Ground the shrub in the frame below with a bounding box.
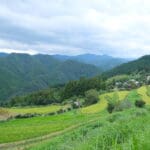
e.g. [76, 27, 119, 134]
[106, 92, 119, 113]
[84, 89, 99, 106]
[56, 109, 64, 114]
[14, 113, 37, 119]
[72, 101, 81, 109]
[46, 112, 56, 116]
[66, 107, 72, 111]
[107, 103, 115, 113]
[135, 100, 145, 108]
[114, 99, 132, 111]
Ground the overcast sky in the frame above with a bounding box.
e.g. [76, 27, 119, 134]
[0, 0, 150, 58]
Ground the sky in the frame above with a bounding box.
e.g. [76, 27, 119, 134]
[0, 0, 150, 58]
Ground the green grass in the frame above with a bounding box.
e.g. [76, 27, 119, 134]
[0, 111, 103, 143]
[125, 90, 141, 104]
[0, 85, 150, 148]
[138, 86, 150, 104]
[28, 108, 150, 150]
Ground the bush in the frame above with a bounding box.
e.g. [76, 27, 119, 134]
[14, 113, 37, 119]
[107, 103, 115, 113]
[46, 112, 56, 116]
[66, 107, 72, 111]
[114, 99, 132, 111]
[106, 92, 119, 113]
[57, 109, 63, 114]
[72, 101, 81, 109]
[135, 100, 145, 108]
[84, 89, 99, 106]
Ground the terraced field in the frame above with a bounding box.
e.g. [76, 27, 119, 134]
[0, 86, 150, 149]
[29, 108, 150, 150]
[81, 91, 129, 114]
[7, 105, 63, 115]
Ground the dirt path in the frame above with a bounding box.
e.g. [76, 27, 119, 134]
[0, 118, 100, 150]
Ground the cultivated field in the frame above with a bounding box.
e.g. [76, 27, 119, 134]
[0, 86, 150, 149]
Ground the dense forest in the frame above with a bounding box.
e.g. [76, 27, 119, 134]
[0, 54, 150, 107]
[4, 76, 105, 107]
[53, 53, 129, 71]
[104, 55, 150, 77]
[0, 53, 100, 101]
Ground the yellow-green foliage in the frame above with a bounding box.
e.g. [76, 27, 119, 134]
[0, 108, 11, 120]
[0, 111, 101, 143]
[81, 91, 128, 114]
[4, 105, 63, 115]
[137, 86, 150, 105]
[0, 86, 150, 145]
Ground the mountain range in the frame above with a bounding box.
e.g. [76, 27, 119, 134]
[0, 52, 134, 101]
[53, 53, 130, 71]
[0, 53, 100, 100]
[104, 55, 150, 77]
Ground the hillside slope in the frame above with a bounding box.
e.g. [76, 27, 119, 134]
[53, 54, 130, 71]
[104, 55, 150, 77]
[0, 53, 100, 101]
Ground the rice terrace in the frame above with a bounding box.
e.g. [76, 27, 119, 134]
[0, 85, 150, 149]
[0, 0, 150, 150]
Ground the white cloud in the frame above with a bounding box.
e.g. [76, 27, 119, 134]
[0, 0, 150, 57]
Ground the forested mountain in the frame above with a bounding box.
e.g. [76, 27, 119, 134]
[0, 53, 100, 101]
[53, 53, 130, 71]
[0, 52, 8, 57]
[104, 55, 150, 77]
[6, 76, 105, 107]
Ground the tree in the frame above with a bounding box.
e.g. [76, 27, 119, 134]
[84, 89, 99, 106]
[61, 77, 106, 100]
[106, 92, 119, 113]
[135, 100, 145, 108]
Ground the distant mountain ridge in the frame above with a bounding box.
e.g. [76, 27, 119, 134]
[0, 53, 100, 101]
[104, 55, 150, 77]
[53, 53, 130, 71]
[0, 52, 8, 57]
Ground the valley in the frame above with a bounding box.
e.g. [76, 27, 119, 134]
[0, 54, 150, 150]
[0, 1, 150, 149]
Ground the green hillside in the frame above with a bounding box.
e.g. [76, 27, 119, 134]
[0, 86, 149, 144]
[53, 54, 129, 71]
[0, 53, 100, 101]
[105, 55, 150, 77]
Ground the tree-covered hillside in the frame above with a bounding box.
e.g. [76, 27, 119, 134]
[53, 53, 129, 71]
[104, 55, 150, 77]
[0, 53, 101, 101]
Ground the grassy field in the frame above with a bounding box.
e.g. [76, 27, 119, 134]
[6, 105, 63, 115]
[81, 91, 128, 114]
[28, 108, 150, 150]
[0, 104, 67, 120]
[138, 86, 150, 104]
[0, 111, 104, 144]
[0, 86, 150, 149]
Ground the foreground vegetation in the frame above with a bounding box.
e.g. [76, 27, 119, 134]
[0, 110, 103, 144]
[28, 107, 150, 150]
[0, 85, 149, 149]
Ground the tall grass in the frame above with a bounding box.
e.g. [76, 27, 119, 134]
[29, 108, 150, 150]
